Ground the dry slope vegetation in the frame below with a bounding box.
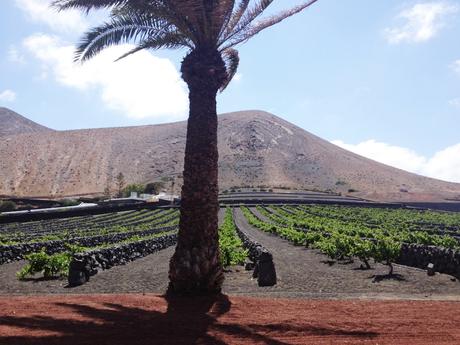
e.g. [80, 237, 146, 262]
[1, 108, 460, 201]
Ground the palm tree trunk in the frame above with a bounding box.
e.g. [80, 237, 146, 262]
[168, 49, 227, 295]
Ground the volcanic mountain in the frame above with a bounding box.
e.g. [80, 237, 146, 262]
[0, 107, 52, 137]
[1, 107, 459, 202]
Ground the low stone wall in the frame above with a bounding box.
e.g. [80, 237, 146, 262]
[0, 225, 177, 264]
[398, 243, 460, 278]
[68, 233, 177, 286]
[232, 209, 276, 286]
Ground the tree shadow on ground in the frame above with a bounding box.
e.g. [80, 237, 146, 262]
[0, 294, 378, 345]
[352, 266, 373, 271]
[371, 274, 406, 283]
[18, 276, 64, 283]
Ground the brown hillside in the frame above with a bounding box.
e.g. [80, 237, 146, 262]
[0, 107, 52, 137]
[1, 108, 460, 201]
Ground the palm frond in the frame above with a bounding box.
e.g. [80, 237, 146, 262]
[222, 0, 319, 50]
[54, 0, 320, 84]
[216, 0, 237, 29]
[207, 0, 236, 44]
[219, 0, 273, 45]
[52, 0, 129, 13]
[75, 12, 169, 62]
[114, 32, 192, 62]
[164, 0, 219, 47]
[113, 2, 200, 46]
[220, 0, 250, 41]
[220, 48, 240, 92]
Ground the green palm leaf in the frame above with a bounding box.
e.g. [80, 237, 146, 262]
[114, 32, 193, 62]
[75, 13, 169, 61]
[52, 0, 129, 12]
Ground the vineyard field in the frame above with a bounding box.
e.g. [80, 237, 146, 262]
[240, 205, 460, 277]
[0, 203, 459, 289]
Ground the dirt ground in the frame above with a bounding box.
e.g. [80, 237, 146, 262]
[0, 294, 459, 345]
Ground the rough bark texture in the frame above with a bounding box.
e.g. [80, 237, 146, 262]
[168, 49, 227, 295]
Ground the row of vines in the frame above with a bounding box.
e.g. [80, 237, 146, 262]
[3, 208, 180, 279]
[1, 207, 248, 280]
[241, 205, 460, 275]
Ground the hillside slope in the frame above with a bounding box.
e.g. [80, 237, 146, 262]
[1, 108, 459, 201]
[0, 107, 52, 137]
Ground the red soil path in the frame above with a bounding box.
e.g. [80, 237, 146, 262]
[0, 294, 459, 345]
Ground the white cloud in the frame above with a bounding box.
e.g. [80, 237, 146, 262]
[422, 144, 460, 182]
[332, 140, 428, 173]
[0, 90, 17, 102]
[448, 97, 460, 108]
[23, 34, 188, 120]
[451, 59, 460, 74]
[384, 2, 458, 44]
[15, 0, 88, 33]
[8, 46, 26, 64]
[332, 139, 460, 183]
[15, 0, 189, 121]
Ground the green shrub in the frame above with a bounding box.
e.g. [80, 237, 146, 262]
[218, 208, 248, 266]
[123, 183, 145, 197]
[372, 236, 401, 275]
[351, 237, 374, 269]
[17, 250, 70, 280]
[17, 244, 87, 280]
[0, 200, 17, 212]
[316, 233, 353, 262]
[60, 199, 79, 207]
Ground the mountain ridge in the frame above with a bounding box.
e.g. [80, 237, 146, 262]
[1, 107, 459, 202]
[0, 107, 53, 137]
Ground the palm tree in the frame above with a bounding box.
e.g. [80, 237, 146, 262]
[53, 0, 319, 295]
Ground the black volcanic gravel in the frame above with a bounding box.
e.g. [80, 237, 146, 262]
[0, 208, 459, 299]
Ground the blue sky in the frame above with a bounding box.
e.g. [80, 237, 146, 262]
[1, 0, 460, 183]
